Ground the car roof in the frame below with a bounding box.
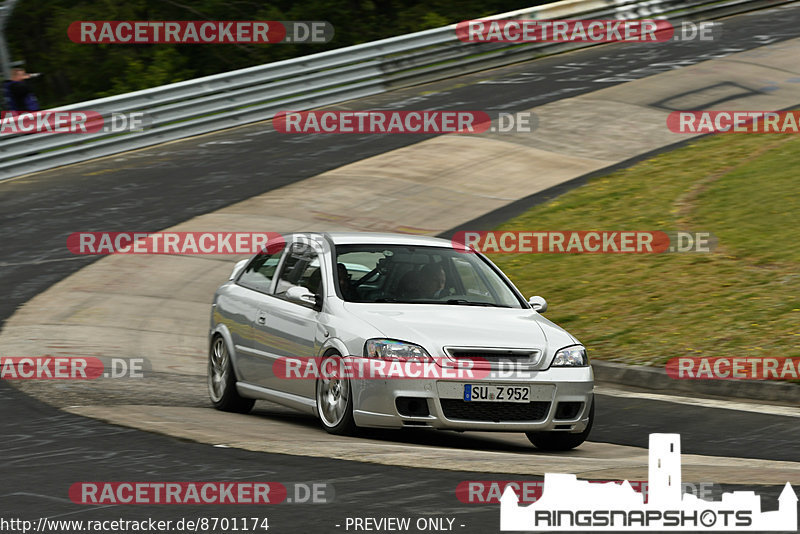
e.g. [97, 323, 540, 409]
[316, 231, 456, 248]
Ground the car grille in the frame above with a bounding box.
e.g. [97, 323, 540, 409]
[446, 348, 540, 361]
[443, 347, 542, 369]
[440, 400, 551, 422]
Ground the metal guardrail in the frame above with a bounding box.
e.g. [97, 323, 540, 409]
[0, 0, 794, 181]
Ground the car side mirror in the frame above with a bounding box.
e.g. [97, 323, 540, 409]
[230, 259, 248, 280]
[286, 286, 322, 310]
[528, 296, 547, 313]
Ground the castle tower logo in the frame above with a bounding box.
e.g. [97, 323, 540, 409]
[500, 433, 797, 531]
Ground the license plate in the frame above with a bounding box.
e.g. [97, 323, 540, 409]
[463, 384, 530, 403]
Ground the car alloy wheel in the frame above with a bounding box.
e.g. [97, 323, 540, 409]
[316, 353, 357, 435]
[208, 335, 255, 414]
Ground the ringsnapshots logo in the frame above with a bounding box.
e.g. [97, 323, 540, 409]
[500, 433, 797, 531]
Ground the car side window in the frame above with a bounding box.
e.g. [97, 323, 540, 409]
[237, 252, 282, 293]
[274, 243, 323, 299]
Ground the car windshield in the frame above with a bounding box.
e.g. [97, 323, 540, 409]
[334, 244, 523, 308]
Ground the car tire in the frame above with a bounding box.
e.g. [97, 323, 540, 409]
[316, 352, 358, 435]
[526, 399, 594, 451]
[208, 335, 255, 414]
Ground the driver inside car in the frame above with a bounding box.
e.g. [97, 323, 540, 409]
[397, 263, 446, 300]
[419, 262, 446, 298]
[337, 263, 359, 301]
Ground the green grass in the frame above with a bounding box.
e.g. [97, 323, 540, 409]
[488, 133, 800, 365]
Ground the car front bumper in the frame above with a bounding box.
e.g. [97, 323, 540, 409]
[351, 365, 594, 432]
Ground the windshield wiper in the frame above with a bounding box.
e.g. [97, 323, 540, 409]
[446, 299, 510, 308]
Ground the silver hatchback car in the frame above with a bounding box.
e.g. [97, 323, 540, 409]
[208, 232, 594, 450]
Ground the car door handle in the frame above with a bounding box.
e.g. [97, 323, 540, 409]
[256, 310, 267, 325]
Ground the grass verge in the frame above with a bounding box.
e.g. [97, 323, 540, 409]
[488, 133, 800, 365]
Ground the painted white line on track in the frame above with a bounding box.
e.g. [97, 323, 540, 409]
[0, 256, 91, 267]
[595, 386, 800, 418]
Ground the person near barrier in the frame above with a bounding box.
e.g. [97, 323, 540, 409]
[3, 68, 40, 112]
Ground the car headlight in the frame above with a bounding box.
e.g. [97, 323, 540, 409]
[364, 339, 431, 362]
[551, 345, 588, 367]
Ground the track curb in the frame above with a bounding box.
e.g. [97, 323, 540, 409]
[592, 360, 799, 403]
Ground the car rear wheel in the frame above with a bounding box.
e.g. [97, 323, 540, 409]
[208, 335, 255, 414]
[316, 353, 357, 435]
[526, 399, 594, 451]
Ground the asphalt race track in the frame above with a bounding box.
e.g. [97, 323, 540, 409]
[1, 5, 799, 532]
[1, 382, 793, 531]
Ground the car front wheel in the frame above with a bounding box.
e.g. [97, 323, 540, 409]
[526, 399, 594, 451]
[316, 353, 357, 435]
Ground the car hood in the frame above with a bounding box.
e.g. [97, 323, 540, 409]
[343, 303, 578, 361]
